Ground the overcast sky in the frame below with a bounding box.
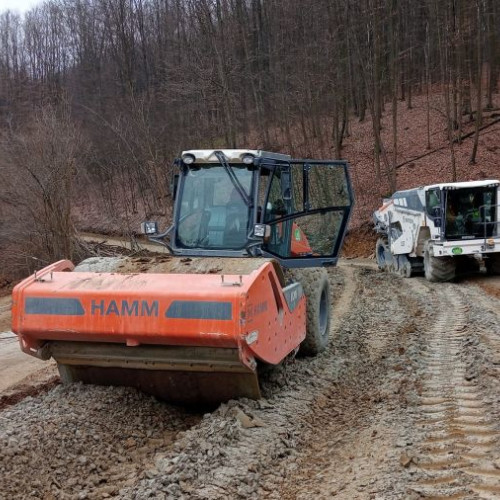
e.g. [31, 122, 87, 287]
[0, 0, 41, 14]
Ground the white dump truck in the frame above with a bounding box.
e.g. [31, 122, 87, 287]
[373, 180, 500, 281]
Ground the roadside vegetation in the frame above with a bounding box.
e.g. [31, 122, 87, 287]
[0, 0, 499, 280]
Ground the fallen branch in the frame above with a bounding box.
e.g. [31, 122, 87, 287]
[396, 117, 500, 170]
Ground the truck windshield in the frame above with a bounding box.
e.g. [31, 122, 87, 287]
[445, 187, 497, 239]
[176, 165, 253, 249]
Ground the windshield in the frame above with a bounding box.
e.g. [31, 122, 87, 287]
[445, 187, 497, 239]
[176, 165, 253, 249]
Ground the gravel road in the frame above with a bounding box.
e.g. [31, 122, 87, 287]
[1, 262, 499, 499]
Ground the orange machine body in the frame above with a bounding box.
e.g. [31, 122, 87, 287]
[290, 222, 313, 257]
[12, 259, 306, 372]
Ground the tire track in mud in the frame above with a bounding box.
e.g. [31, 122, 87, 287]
[463, 281, 500, 368]
[407, 281, 500, 499]
[125, 265, 409, 499]
[331, 264, 358, 323]
[271, 265, 418, 500]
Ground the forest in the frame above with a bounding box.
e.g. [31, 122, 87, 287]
[0, 0, 499, 278]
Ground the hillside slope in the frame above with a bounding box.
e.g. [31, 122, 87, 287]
[70, 91, 500, 258]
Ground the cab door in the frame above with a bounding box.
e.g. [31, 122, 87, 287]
[262, 160, 354, 267]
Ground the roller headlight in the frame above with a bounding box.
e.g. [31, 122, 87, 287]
[241, 153, 255, 165]
[182, 153, 195, 165]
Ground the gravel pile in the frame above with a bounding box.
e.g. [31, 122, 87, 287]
[4, 265, 499, 500]
[0, 384, 199, 499]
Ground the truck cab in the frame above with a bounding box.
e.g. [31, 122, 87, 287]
[425, 181, 499, 241]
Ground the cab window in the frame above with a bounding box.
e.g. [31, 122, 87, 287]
[425, 189, 441, 217]
[176, 165, 252, 249]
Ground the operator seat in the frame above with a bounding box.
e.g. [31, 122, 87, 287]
[197, 210, 211, 245]
[223, 206, 247, 248]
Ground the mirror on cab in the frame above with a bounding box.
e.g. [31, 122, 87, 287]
[140, 221, 159, 235]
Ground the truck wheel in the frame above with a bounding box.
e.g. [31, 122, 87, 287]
[423, 241, 456, 282]
[394, 255, 412, 278]
[376, 238, 390, 271]
[455, 256, 481, 275]
[485, 255, 500, 275]
[289, 268, 331, 356]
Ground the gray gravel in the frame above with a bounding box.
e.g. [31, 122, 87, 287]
[0, 384, 199, 499]
[2, 265, 500, 500]
[122, 267, 418, 500]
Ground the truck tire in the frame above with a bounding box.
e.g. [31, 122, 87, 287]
[423, 241, 456, 282]
[289, 268, 331, 356]
[485, 254, 500, 275]
[455, 256, 481, 275]
[394, 254, 412, 278]
[376, 239, 413, 278]
[375, 238, 390, 271]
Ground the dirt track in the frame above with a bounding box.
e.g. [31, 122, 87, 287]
[0, 295, 58, 402]
[1, 261, 500, 499]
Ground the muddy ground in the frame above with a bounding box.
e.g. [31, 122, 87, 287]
[1, 261, 499, 499]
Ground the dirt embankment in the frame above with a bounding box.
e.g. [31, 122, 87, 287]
[1, 262, 500, 499]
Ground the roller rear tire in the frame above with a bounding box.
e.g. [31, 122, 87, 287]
[289, 268, 331, 356]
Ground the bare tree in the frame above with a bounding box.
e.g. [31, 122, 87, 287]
[0, 104, 87, 274]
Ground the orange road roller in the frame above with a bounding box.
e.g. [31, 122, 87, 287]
[12, 149, 353, 404]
